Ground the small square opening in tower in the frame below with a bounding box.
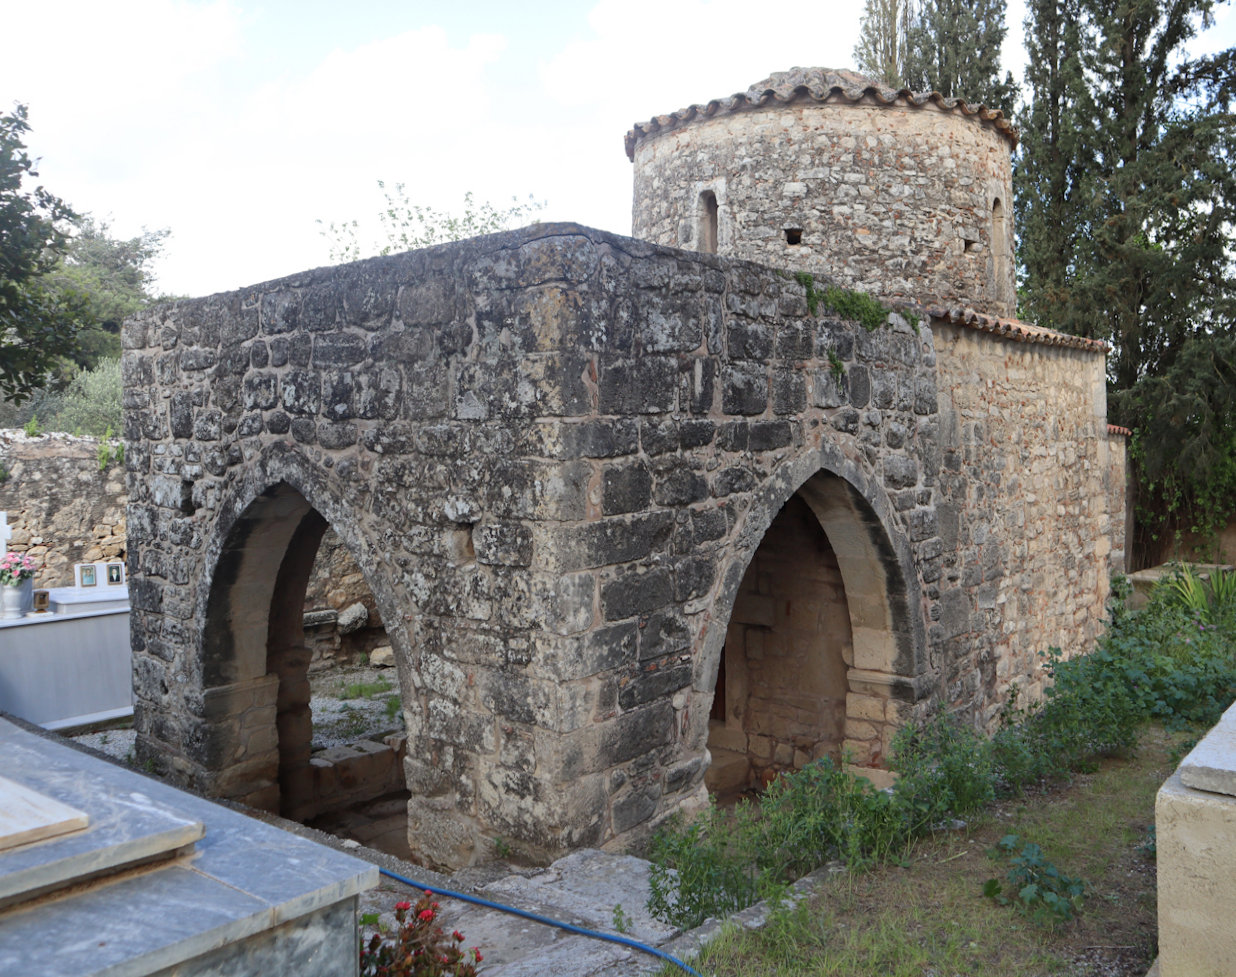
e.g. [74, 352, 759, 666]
[784, 228, 803, 246]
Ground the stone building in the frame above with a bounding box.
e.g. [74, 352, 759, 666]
[122, 68, 1126, 869]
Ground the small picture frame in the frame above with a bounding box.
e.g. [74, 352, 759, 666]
[106, 563, 124, 586]
[32, 589, 49, 613]
[79, 565, 97, 588]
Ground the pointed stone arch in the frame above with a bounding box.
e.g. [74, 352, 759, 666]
[163, 447, 420, 819]
[698, 445, 927, 788]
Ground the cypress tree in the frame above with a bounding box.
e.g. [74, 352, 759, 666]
[853, 0, 913, 88]
[1017, 0, 1236, 557]
[904, 0, 1016, 112]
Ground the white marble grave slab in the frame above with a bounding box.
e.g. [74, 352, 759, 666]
[0, 775, 89, 852]
[0, 732, 205, 908]
[0, 717, 377, 977]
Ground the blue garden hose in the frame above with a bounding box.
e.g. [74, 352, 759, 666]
[377, 866, 704, 976]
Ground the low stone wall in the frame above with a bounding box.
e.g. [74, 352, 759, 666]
[282, 733, 407, 823]
[0, 431, 126, 588]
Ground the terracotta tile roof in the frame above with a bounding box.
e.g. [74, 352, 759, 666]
[927, 305, 1110, 353]
[1108, 424, 1132, 437]
[625, 66, 1019, 160]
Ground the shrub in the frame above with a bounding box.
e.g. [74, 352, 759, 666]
[890, 715, 996, 828]
[359, 893, 483, 977]
[48, 355, 122, 437]
[760, 756, 906, 875]
[647, 802, 764, 929]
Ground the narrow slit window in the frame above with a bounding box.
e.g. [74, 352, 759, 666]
[784, 228, 803, 246]
[698, 190, 719, 254]
[992, 197, 1010, 300]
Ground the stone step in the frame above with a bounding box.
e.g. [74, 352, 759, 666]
[704, 746, 751, 794]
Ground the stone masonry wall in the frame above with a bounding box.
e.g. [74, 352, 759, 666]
[124, 223, 1119, 869]
[124, 224, 947, 868]
[632, 95, 1016, 317]
[931, 321, 1119, 722]
[0, 431, 127, 587]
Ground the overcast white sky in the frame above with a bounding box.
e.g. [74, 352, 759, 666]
[3, 0, 1233, 299]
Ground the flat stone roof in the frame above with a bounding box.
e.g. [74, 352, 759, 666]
[0, 716, 377, 977]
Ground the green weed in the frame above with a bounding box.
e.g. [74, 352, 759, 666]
[339, 678, 393, 700]
[983, 835, 1086, 926]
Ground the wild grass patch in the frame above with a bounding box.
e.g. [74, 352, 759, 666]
[647, 569, 1236, 934]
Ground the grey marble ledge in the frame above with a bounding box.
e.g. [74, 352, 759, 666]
[0, 717, 377, 977]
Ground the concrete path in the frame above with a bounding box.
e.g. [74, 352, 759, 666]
[356, 844, 830, 976]
[361, 849, 688, 975]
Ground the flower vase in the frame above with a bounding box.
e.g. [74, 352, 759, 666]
[1, 579, 32, 620]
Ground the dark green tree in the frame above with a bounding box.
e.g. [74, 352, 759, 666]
[0, 105, 82, 402]
[1017, 0, 1236, 557]
[46, 217, 169, 370]
[1013, 0, 1091, 331]
[904, 0, 1017, 112]
[853, 0, 914, 88]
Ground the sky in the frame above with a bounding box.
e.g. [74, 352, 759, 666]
[3, 0, 1234, 299]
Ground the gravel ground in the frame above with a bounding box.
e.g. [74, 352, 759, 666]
[72, 661, 405, 761]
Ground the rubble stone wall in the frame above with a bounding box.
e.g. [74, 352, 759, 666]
[631, 98, 1017, 317]
[123, 223, 1118, 870]
[0, 431, 127, 587]
[932, 322, 1121, 721]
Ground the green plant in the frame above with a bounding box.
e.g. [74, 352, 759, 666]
[339, 678, 394, 700]
[493, 836, 511, 859]
[983, 835, 1085, 925]
[360, 893, 482, 976]
[891, 715, 996, 828]
[0, 458, 9, 484]
[794, 271, 821, 314]
[819, 286, 889, 332]
[385, 695, 401, 721]
[1138, 824, 1156, 857]
[23, 414, 40, 437]
[320, 185, 545, 262]
[97, 425, 122, 470]
[648, 802, 766, 929]
[611, 903, 631, 935]
[827, 349, 846, 381]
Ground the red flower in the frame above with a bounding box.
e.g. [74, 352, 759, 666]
[452, 930, 464, 941]
[418, 909, 435, 921]
[473, 948, 483, 962]
[394, 901, 412, 911]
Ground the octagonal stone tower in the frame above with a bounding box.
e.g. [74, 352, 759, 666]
[628, 67, 1018, 317]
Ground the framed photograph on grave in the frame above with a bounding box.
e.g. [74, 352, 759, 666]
[106, 563, 124, 586]
[78, 565, 97, 588]
[32, 589, 49, 613]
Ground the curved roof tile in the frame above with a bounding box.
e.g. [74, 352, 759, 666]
[927, 305, 1109, 353]
[625, 66, 1019, 160]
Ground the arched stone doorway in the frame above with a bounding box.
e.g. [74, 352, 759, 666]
[705, 465, 923, 794]
[199, 482, 405, 824]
